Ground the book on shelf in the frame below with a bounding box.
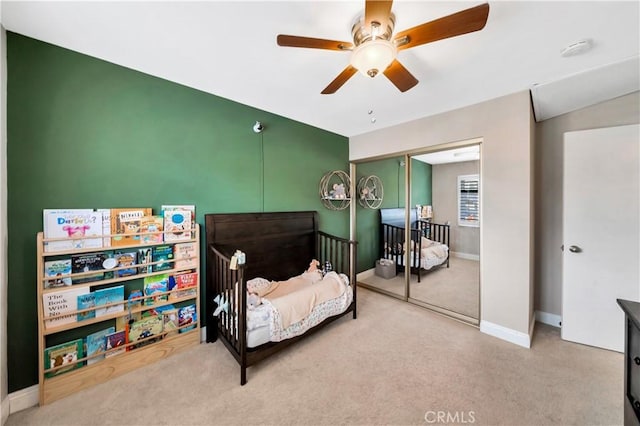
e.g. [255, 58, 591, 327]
[143, 274, 169, 306]
[44, 338, 84, 378]
[127, 289, 143, 309]
[169, 271, 197, 300]
[178, 304, 197, 333]
[128, 315, 164, 349]
[161, 307, 179, 335]
[116, 312, 141, 332]
[163, 209, 192, 242]
[110, 208, 153, 247]
[139, 215, 164, 244]
[114, 251, 138, 277]
[152, 245, 173, 272]
[96, 208, 112, 248]
[76, 293, 96, 321]
[105, 330, 126, 357]
[173, 242, 198, 270]
[161, 205, 195, 231]
[85, 326, 115, 365]
[43, 209, 103, 253]
[71, 252, 114, 284]
[43, 287, 90, 329]
[94, 285, 125, 317]
[137, 247, 153, 274]
[44, 259, 72, 288]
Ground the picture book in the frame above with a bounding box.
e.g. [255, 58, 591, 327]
[71, 252, 112, 284]
[116, 312, 141, 332]
[43, 287, 89, 329]
[139, 215, 164, 244]
[128, 315, 164, 349]
[110, 208, 153, 247]
[94, 285, 125, 317]
[161, 205, 195, 230]
[44, 259, 72, 288]
[96, 208, 112, 248]
[169, 271, 197, 300]
[143, 274, 169, 305]
[137, 247, 153, 274]
[76, 292, 96, 321]
[152, 245, 173, 272]
[85, 326, 115, 365]
[163, 209, 192, 242]
[43, 209, 103, 253]
[114, 251, 137, 277]
[105, 330, 126, 357]
[173, 242, 198, 270]
[44, 338, 84, 378]
[159, 306, 179, 335]
[127, 289, 143, 308]
[178, 304, 197, 333]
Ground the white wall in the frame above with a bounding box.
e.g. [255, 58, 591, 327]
[350, 90, 534, 344]
[534, 91, 640, 317]
[432, 160, 480, 257]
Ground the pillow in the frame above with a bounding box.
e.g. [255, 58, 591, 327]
[246, 277, 274, 296]
[421, 236, 436, 247]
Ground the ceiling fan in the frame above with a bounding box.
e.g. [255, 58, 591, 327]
[277, 1, 490, 94]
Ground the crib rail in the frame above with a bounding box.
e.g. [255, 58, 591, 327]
[317, 231, 358, 317]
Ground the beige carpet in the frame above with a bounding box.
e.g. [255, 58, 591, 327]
[8, 288, 622, 426]
[360, 257, 480, 318]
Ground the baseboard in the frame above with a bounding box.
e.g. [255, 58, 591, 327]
[1, 395, 9, 424]
[8, 384, 38, 414]
[356, 268, 375, 281]
[535, 310, 562, 328]
[480, 320, 531, 348]
[451, 251, 480, 261]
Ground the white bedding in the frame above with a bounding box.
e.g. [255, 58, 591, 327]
[387, 239, 449, 271]
[224, 272, 353, 348]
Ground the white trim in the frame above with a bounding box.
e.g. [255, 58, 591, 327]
[450, 251, 480, 261]
[8, 384, 38, 414]
[480, 320, 531, 348]
[356, 268, 375, 281]
[2, 395, 9, 425]
[200, 326, 207, 343]
[535, 310, 562, 328]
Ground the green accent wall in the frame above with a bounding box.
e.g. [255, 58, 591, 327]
[355, 157, 432, 273]
[6, 33, 350, 392]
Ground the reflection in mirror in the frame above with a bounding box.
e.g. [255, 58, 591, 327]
[355, 156, 407, 299]
[410, 145, 480, 321]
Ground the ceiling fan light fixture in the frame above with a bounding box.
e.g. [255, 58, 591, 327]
[350, 39, 397, 78]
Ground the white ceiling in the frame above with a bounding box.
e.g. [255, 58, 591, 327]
[1, 1, 639, 137]
[414, 144, 480, 165]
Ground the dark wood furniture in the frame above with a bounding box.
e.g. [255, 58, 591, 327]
[379, 208, 450, 283]
[204, 211, 357, 385]
[617, 299, 640, 426]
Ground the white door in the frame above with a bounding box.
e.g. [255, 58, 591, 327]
[562, 124, 640, 352]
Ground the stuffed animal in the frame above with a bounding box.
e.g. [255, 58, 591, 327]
[247, 293, 262, 309]
[330, 183, 346, 199]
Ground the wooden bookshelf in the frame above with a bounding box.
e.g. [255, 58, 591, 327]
[36, 223, 201, 405]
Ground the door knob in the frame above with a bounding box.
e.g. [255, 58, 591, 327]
[568, 245, 582, 253]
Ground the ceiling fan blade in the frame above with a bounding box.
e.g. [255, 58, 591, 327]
[277, 35, 353, 51]
[321, 65, 358, 94]
[383, 60, 419, 92]
[364, 0, 393, 34]
[393, 3, 490, 51]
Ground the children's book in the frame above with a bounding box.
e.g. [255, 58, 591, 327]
[152, 305, 179, 336]
[127, 289, 143, 309]
[178, 304, 197, 333]
[105, 330, 126, 357]
[152, 245, 173, 272]
[173, 242, 198, 270]
[44, 259, 72, 288]
[85, 326, 115, 365]
[76, 292, 96, 321]
[163, 209, 192, 242]
[43, 209, 103, 253]
[114, 251, 137, 277]
[96, 208, 112, 248]
[43, 287, 89, 329]
[136, 247, 153, 274]
[44, 338, 84, 378]
[128, 315, 164, 349]
[139, 215, 164, 244]
[170, 271, 197, 300]
[71, 252, 112, 284]
[116, 312, 141, 332]
[94, 285, 125, 317]
[110, 208, 153, 247]
[161, 205, 195, 232]
[143, 274, 169, 306]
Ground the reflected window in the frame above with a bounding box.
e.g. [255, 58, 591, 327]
[458, 174, 479, 227]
